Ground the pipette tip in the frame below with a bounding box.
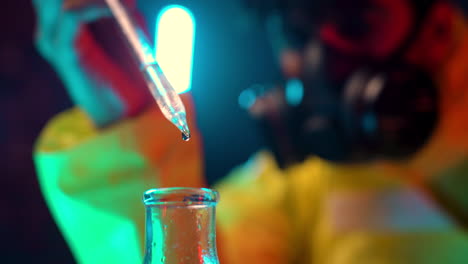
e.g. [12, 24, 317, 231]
[182, 129, 191, 141]
[173, 113, 191, 142]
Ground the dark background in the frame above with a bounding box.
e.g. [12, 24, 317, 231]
[0, 0, 276, 262]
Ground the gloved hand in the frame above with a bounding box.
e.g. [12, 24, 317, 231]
[33, 0, 151, 127]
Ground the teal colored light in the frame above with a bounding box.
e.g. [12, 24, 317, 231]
[238, 89, 257, 110]
[285, 78, 304, 106]
[155, 5, 196, 94]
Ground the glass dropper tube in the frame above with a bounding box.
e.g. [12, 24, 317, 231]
[104, 0, 191, 140]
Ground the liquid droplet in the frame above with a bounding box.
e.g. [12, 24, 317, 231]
[182, 132, 191, 141]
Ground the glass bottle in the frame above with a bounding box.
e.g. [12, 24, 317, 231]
[143, 188, 220, 264]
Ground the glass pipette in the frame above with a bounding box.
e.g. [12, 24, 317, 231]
[103, 0, 191, 140]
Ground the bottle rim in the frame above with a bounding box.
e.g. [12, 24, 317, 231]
[143, 187, 219, 206]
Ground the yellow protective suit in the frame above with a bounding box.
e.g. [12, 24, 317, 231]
[34, 94, 205, 264]
[35, 11, 468, 264]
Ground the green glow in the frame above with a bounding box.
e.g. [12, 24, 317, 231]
[155, 5, 196, 94]
[34, 152, 145, 264]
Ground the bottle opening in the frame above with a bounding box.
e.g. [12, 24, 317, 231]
[143, 187, 219, 206]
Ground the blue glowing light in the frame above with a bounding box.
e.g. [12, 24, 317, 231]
[155, 5, 195, 94]
[285, 78, 304, 106]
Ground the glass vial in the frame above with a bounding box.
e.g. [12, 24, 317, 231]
[143, 188, 220, 264]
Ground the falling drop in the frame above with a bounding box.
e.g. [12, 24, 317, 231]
[182, 132, 191, 141]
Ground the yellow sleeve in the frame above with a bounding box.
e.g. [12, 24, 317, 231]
[325, 231, 468, 264]
[215, 152, 291, 264]
[34, 95, 204, 264]
[306, 161, 468, 264]
[216, 151, 468, 264]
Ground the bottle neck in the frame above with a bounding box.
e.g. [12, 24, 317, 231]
[144, 197, 219, 264]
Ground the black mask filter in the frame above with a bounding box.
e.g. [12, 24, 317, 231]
[253, 5, 439, 167]
[286, 53, 439, 164]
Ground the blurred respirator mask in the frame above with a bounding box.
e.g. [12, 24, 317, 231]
[252, 1, 440, 167]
